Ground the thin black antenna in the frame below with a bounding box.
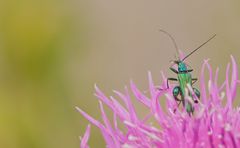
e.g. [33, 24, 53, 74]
[182, 34, 216, 61]
[159, 29, 180, 59]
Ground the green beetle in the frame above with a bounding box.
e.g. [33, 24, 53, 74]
[159, 30, 216, 115]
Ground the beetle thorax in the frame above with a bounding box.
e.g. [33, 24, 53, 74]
[178, 61, 187, 72]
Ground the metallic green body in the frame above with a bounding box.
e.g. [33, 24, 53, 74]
[177, 62, 194, 114]
[178, 72, 192, 96]
[163, 34, 215, 115]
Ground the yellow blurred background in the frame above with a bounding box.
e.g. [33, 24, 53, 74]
[0, 0, 240, 147]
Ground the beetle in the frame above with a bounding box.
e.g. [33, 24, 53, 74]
[159, 30, 216, 115]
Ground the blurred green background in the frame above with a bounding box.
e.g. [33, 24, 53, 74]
[0, 0, 240, 148]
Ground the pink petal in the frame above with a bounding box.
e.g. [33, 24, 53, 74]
[226, 63, 232, 109]
[114, 88, 138, 123]
[230, 55, 238, 99]
[76, 107, 104, 129]
[130, 80, 151, 107]
[200, 59, 210, 104]
[80, 124, 91, 148]
[99, 101, 120, 147]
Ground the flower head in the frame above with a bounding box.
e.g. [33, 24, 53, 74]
[77, 56, 240, 148]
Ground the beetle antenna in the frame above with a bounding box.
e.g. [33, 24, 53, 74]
[182, 34, 216, 61]
[159, 29, 180, 60]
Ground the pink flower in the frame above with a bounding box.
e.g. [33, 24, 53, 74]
[76, 56, 240, 148]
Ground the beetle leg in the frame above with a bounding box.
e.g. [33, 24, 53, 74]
[170, 67, 179, 74]
[167, 78, 178, 89]
[192, 78, 198, 85]
[173, 86, 183, 113]
[173, 86, 181, 101]
[186, 101, 194, 116]
[158, 78, 178, 90]
[193, 87, 200, 103]
[174, 101, 182, 113]
[187, 69, 193, 72]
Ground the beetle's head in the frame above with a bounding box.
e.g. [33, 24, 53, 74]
[175, 60, 187, 72]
